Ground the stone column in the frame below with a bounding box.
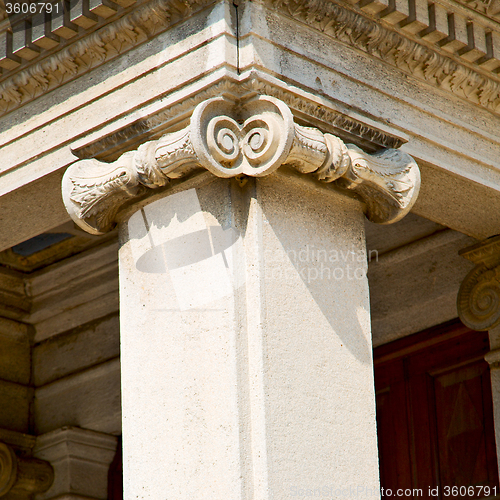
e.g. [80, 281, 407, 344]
[457, 236, 500, 477]
[61, 94, 420, 499]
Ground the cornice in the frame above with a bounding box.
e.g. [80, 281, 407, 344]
[3, 0, 500, 118]
[62, 93, 420, 234]
[71, 75, 407, 161]
[261, 0, 500, 114]
[0, 0, 215, 116]
[457, 235, 500, 330]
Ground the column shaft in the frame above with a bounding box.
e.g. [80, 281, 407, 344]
[119, 173, 380, 499]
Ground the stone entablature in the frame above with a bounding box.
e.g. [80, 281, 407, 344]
[3, 0, 500, 119]
[62, 93, 420, 234]
[0, 0, 214, 115]
[262, 0, 500, 112]
[458, 235, 500, 331]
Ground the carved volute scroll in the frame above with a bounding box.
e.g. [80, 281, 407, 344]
[0, 443, 17, 497]
[62, 95, 421, 234]
[458, 236, 500, 331]
[0, 442, 53, 498]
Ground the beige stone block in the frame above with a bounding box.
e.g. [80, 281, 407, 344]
[0, 33, 21, 71]
[440, 12, 468, 52]
[478, 32, 500, 71]
[380, 0, 410, 25]
[420, 3, 449, 42]
[33, 315, 120, 387]
[0, 380, 32, 433]
[34, 359, 121, 435]
[401, 0, 430, 34]
[0, 317, 30, 385]
[359, 0, 390, 15]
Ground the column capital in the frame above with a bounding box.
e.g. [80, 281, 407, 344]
[458, 236, 500, 331]
[0, 441, 53, 498]
[62, 94, 420, 235]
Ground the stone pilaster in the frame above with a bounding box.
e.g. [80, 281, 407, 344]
[33, 427, 118, 500]
[457, 236, 500, 332]
[458, 237, 500, 478]
[61, 94, 420, 499]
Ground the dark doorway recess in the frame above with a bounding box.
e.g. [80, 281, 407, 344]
[374, 320, 499, 500]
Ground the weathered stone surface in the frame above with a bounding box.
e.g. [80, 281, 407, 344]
[34, 359, 121, 436]
[29, 240, 119, 343]
[369, 230, 477, 346]
[365, 212, 444, 256]
[0, 380, 33, 433]
[119, 174, 380, 498]
[0, 317, 30, 385]
[33, 314, 120, 387]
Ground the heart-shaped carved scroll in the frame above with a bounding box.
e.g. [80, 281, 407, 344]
[190, 96, 295, 178]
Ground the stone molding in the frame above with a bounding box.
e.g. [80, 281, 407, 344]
[0, 0, 214, 115]
[33, 427, 118, 500]
[0, 440, 53, 499]
[4, 0, 500, 118]
[71, 76, 407, 162]
[485, 347, 500, 366]
[457, 235, 500, 330]
[262, 0, 500, 114]
[62, 94, 420, 234]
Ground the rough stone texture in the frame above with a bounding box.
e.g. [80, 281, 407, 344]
[119, 174, 380, 499]
[33, 427, 118, 500]
[28, 239, 119, 343]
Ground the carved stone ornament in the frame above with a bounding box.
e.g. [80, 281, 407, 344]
[0, 443, 16, 497]
[0, 442, 53, 498]
[62, 95, 421, 235]
[458, 236, 500, 331]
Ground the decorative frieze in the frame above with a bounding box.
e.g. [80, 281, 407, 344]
[262, 0, 500, 113]
[0, 0, 214, 115]
[457, 235, 500, 330]
[62, 94, 420, 234]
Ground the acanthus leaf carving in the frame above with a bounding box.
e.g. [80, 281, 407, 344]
[62, 95, 421, 234]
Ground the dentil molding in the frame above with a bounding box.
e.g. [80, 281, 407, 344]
[458, 235, 500, 330]
[4, 0, 500, 118]
[62, 94, 421, 234]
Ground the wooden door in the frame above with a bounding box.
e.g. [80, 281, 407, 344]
[374, 321, 499, 499]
